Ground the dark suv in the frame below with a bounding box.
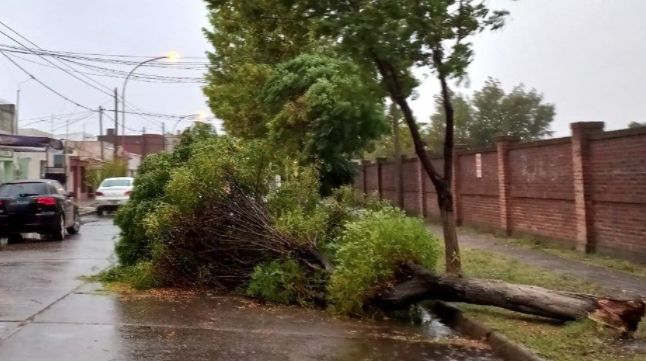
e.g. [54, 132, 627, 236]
[0, 179, 81, 241]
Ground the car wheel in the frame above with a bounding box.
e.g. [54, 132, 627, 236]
[67, 211, 81, 235]
[97, 207, 104, 217]
[50, 215, 65, 241]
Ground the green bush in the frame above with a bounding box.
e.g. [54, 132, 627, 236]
[246, 259, 308, 304]
[114, 153, 173, 265]
[114, 124, 217, 266]
[327, 207, 440, 315]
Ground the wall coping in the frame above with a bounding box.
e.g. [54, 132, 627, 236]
[508, 136, 571, 150]
[589, 126, 646, 140]
[571, 121, 605, 130]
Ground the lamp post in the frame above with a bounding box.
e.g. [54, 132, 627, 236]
[15, 77, 34, 135]
[120, 52, 178, 150]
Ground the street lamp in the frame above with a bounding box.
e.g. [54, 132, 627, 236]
[120, 52, 179, 150]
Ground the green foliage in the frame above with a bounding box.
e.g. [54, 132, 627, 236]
[85, 160, 128, 190]
[328, 208, 440, 315]
[246, 259, 310, 305]
[262, 53, 387, 194]
[114, 153, 173, 266]
[171, 122, 217, 162]
[114, 124, 217, 266]
[203, 0, 319, 138]
[428, 78, 555, 151]
[98, 262, 161, 290]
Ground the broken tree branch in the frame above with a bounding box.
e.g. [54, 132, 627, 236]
[372, 262, 645, 332]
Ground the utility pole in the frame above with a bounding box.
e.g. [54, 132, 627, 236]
[161, 122, 166, 152]
[113, 88, 118, 160]
[14, 89, 20, 135]
[99, 106, 104, 160]
[391, 103, 404, 208]
[142, 127, 146, 157]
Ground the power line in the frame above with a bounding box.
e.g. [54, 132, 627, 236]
[19, 110, 93, 122]
[0, 22, 187, 127]
[0, 51, 93, 110]
[7, 52, 206, 83]
[0, 20, 211, 132]
[0, 27, 116, 98]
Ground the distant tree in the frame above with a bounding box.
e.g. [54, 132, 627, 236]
[365, 104, 416, 160]
[427, 94, 473, 153]
[262, 54, 387, 194]
[85, 160, 127, 191]
[172, 122, 217, 162]
[628, 121, 646, 128]
[202, 1, 317, 138]
[427, 78, 555, 152]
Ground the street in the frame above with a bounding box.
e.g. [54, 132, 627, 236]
[0, 216, 499, 361]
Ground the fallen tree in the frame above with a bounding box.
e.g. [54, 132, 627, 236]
[371, 262, 645, 333]
[113, 135, 644, 334]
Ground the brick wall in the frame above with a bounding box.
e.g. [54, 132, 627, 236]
[357, 122, 646, 263]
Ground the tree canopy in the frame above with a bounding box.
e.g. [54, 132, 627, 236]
[202, 0, 318, 138]
[203, 0, 508, 273]
[262, 54, 387, 193]
[427, 78, 555, 152]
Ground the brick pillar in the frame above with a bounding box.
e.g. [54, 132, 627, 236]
[571, 122, 604, 252]
[452, 145, 466, 226]
[496, 136, 518, 235]
[361, 160, 369, 199]
[417, 156, 427, 218]
[376, 157, 386, 201]
[393, 155, 404, 208]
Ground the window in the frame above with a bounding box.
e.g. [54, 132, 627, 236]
[0, 182, 48, 198]
[100, 178, 132, 188]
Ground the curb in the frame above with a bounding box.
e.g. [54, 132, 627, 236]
[431, 302, 546, 361]
[80, 210, 97, 217]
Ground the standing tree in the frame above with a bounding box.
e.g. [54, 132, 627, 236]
[427, 78, 555, 152]
[203, 0, 507, 273]
[302, 0, 507, 273]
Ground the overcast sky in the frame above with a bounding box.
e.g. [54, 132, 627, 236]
[0, 0, 645, 138]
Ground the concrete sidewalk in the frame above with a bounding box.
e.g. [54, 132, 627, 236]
[427, 224, 646, 299]
[78, 200, 96, 217]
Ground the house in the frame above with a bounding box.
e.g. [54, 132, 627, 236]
[98, 128, 165, 158]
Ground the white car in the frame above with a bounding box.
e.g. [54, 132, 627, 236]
[95, 177, 134, 216]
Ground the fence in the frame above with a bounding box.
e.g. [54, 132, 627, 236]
[354, 122, 646, 263]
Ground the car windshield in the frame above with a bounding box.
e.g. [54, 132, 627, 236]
[0, 182, 49, 198]
[100, 179, 132, 188]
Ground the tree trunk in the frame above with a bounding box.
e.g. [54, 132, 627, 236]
[371, 56, 461, 274]
[372, 263, 645, 333]
[440, 200, 462, 273]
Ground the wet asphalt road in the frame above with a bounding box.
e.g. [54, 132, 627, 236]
[0, 216, 501, 361]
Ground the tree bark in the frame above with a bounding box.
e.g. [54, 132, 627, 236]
[372, 263, 645, 333]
